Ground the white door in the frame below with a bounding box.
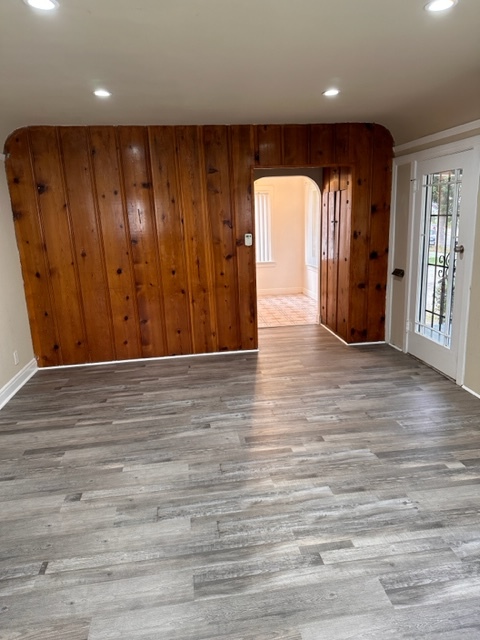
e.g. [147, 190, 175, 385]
[407, 150, 477, 382]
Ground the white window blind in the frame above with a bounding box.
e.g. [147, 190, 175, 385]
[254, 191, 273, 263]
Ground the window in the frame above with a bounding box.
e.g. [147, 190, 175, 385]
[305, 183, 320, 268]
[254, 189, 273, 263]
[416, 168, 462, 347]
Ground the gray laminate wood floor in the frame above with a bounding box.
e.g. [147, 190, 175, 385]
[1, 325, 480, 639]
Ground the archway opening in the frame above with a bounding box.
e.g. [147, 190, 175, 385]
[253, 170, 322, 331]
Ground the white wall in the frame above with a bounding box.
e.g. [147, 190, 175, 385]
[0, 159, 35, 402]
[464, 178, 480, 395]
[304, 266, 318, 301]
[255, 176, 305, 296]
[255, 175, 320, 300]
[303, 179, 320, 301]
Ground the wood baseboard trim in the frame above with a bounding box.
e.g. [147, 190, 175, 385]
[0, 359, 38, 410]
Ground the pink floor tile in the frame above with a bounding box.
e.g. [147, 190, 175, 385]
[258, 294, 318, 328]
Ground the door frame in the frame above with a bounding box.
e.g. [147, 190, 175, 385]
[252, 167, 324, 328]
[388, 136, 480, 384]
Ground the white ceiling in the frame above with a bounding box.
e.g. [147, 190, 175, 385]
[1, 0, 479, 147]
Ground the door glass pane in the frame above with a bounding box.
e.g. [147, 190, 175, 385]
[415, 168, 462, 347]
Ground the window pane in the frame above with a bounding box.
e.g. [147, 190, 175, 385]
[416, 169, 462, 347]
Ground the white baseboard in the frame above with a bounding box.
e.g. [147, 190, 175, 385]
[321, 323, 386, 347]
[387, 342, 404, 352]
[0, 358, 38, 410]
[302, 288, 318, 302]
[320, 324, 348, 344]
[462, 385, 480, 400]
[257, 288, 303, 296]
[41, 349, 259, 370]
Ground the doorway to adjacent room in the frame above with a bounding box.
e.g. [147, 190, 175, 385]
[253, 171, 321, 329]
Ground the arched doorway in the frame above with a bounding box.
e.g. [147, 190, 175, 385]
[253, 173, 321, 330]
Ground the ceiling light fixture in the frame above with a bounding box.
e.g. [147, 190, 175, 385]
[24, 0, 58, 10]
[323, 88, 340, 97]
[94, 89, 111, 98]
[425, 0, 457, 12]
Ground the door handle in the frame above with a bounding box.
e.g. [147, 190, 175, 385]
[454, 244, 465, 254]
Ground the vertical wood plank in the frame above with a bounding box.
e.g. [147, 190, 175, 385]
[203, 125, 241, 351]
[283, 125, 309, 166]
[229, 125, 257, 350]
[148, 126, 193, 355]
[348, 124, 374, 341]
[117, 126, 167, 358]
[309, 124, 335, 166]
[4, 130, 60, 366]
[336, 168, 352, 341]
[367, 125, 393, 341]
[320, 171, 330, 326]
[58, 127, 115, 362]
[175, 126, 217, 354]
[334, 123, 351, 165]
[28, 127, 88, 364]
[255, 125, 283, 166]
[88, 126, 142, 360]
[326, 191, 338, 329]
[328, 167, 340, 192]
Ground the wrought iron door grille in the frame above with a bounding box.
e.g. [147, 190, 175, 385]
[415, 168, 463, 347]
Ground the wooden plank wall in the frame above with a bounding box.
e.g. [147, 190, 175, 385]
[321, 167, 352, 341]
[5, 123, 392, 366]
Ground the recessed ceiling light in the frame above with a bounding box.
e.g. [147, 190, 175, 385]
[24, 0, 58, 10]
[323, 88, 340, 97]
[425, 0, 457, 11]
[94, 89, 112, 98]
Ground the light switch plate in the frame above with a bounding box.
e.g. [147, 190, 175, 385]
[245, 233, 253, 247]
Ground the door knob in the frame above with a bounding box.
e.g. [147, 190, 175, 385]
[454, 244, 465, 254]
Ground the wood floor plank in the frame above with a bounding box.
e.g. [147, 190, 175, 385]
[0, 325, 480, 638]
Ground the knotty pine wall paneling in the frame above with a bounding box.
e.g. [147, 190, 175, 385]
[58, 127, 115, 362]
[5, 123, 392, 367]
[367, 125, 393, 342]
[28, 127, 89, 364]
[320, 180, 329, 331]
[117, 126, 168, 358]
[148, 126, 193, 356]
[229, 125, 257, 350]
[327, 189, 339, 330]
[88, 126, 142, 361]
[5, 130, 61, 366]
[203, 125, 241, 351]
[310, 124, 335, 166]
[175, 126, 218, 354]
[348, 124, 374, 342]
[255, 125, 284, 166]
[320, 167, 352, 340]
[337, 168, 352, 341]
[283, 125, 309, 166]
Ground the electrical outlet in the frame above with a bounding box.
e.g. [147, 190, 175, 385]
[13, 350, 19, 365]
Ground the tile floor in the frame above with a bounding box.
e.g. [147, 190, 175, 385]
[257, 294, 318, 328]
